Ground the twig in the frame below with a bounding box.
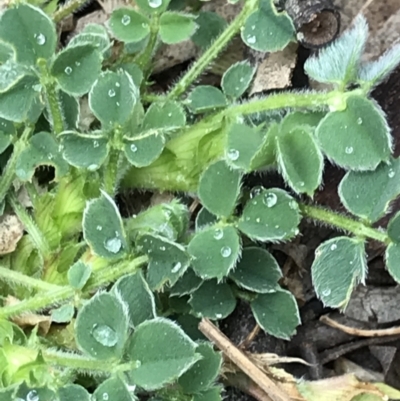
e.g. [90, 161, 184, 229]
[199, 318, 292, 401]
[320, 315, 400, 337]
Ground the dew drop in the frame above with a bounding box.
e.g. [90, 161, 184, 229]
[96, 225, 102, 231]
[148, 0, 162, 8]
[75, 61, 81, 66]
[388, 169, 395, 178]
[64, 66, 72, 75]
[171, 262, 182, 273]
[330, 244, 337, 251]
[215, 313, 222, 319]
[160, 246, 166, 251]
[227, 148, 239, 161]
[104, 237, 122, 253]
[27, 390, 39, 401]
[322, 288, 331, 297]
[221, 246, 231, 258]
[108, 88, 116, 97]
[47, 153, 54, 160]
[357, 117, 363, 125]
[121, 14, 131, 25]
[247, 35, 256, 44]
[115, 82, 120, 87]
[93, 140, 99, 148]
[299, 181, 305, 187]
[250, 186, 263, 198]
[345, 146, 354, 154]
[214, 228, 224, 240]
[263, 192, 277, 208]
[35, 33, 46, 45]
[239, 77, 244, 83]
[289, 200, 297, 210]
[130, 143, 138, 152]
[88, 164, 99, 171]
[102, 393, 109, 401]
[91, 323, 118, 347]
[256, 218, 260, 223]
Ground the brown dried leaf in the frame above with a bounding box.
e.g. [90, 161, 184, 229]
[0, 214, 24, 255]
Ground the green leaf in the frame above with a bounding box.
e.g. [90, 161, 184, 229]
[189, 280, 236, 320]
[338, 158, 400, 222]
[58, 385, 90, 401]
[112, 271, 156, 327]
[385, 243, 400, 284]
[75, 292, 129, 359]
[178, 343, 222, 393]
[241, 0, 294, 52]
[276, 125, 323, 195]
[137, 233, 190, 290]
[108, 8, 150, 43]
[58, 91, 80, 130]
[251, 289, 300, 340]
[311, 237, 367, 309]
[142, 100, 186, 131]
[0, 40, 15, 63]
[16, 386, 56, 401]
[175, 314, 206, 341]
[51, 44, 102, 96]
[304, 15, 368, 85]
[316, 96, 391, 171]
[67, 260, 92, 289]
[192, 11, 227, 50]
[68, 23, 110, 54]
[230, 247, 282, 293]
[225, 123, 265, 171]
[0, 4, 56, 65]
[193, 388, 222, 401]
[0, 118, 14, 154]
[124, 133, 165, 167]
[388, 212, 400, 243]
[198, 160, 241, 217]
[136, 0, 171, 14]
[0, 75, 41, 122]
[0, 61, 30, 93]
[187, 86, 228, 114]
[126, 317, 199, 390]
[170, 268, 203, 296]
[159, 12, 197, 44]
[280, 111, 326, 132]
[238, 188, 300, 241]
[16, 131, 69, 181]
[51, 304, 75, 323]
[195, 207, 218, 231]
[249, 123, 277, 170]
[93, 376, 134, 401]
[89, 70, 137, 127]
[222, 61, 256, 99]
[60, 132, 108, 171]
[83, 191, 128, 259]
[116, 62, 143, 87]
[188, 225, 241, 280]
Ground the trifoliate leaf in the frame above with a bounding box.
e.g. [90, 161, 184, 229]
[311, 237, 367, 309]
[188, 225, 241, 280]
[241, 0, 294, 52]
[251, 289, 300, 340]
[187, 86, 227, 114]
[159, 12, 197, 44]
[385, 243, 400, 284]
[142, 100, 186, 131]
[230, 247, 282, 293]
[60, 132, 108, 171]
[89, 70, 137, 127]
[178, 343, 222, 393]
[112, 271, 156, 327]
[67, 260, 92, 289]
[338, 158, 400, 223]
[198, 160, 241, 217]
[51, 44, 102, 96]
[304, 15, 368, 85]
[189, 279, 236, 320]
[108, 8, 150, 43]
[16, 131, 69, 181]
[126, 317, 199, 390]
[222, 61, 256, 99]
[238, 188, 300, 241]
[137, 234, 190, 290]
[316, 96, 391, 171]
[170, 268, 203, 296]
[83, 191, 127, 259]
[93, 376, 134, 401]
[192, 11, 227, 50]
[124, 133, 165, 167]
[276, 125, 323, 195]
[58, 384, 90, 401]
[75, 292, 129, 359]
[0, 4, 56, 65]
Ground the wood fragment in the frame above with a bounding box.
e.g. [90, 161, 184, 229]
[320, 315, 400, 337]
[199, 318, 292, 401]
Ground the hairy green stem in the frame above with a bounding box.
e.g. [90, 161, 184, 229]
[53, 0, 91, 23]
[0, 126, 32, 204]
[299, 203, 389, 243]
[167, 0, 259, 99]
[0, 266, 59, 291]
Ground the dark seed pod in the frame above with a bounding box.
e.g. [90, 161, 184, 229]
[283, 0, 341, 49]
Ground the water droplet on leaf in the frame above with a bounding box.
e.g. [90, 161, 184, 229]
[357, 117, 363, 125]
[322, 288, 331, 297]
[27, 390, 39, 401]
[88, 164, 99, 171]
[102, 393, 109, 401]
[250, 186, 263, 198]
[104, 237, 122, 253]
[171, 262, 182, 273]
[247, 35, 256, 44]
[227, 148, 239, 161]
[130, 144, 138, 152]
[345, 146, 354, 154]
[121, 14, 131, 25]
[330, 244, 337, 251]
[221, 246, 232, 258]
[148, 0, 162, 8]
[64, 66, 72, 75]
[263, 192, 277, 208]
[93, 141, 99, 148]
[91, 323, 118, 347]
[35, 33, 46, 45]
[388, 169, 395, 178]
[96, 225, 102, 231]
[214, 228, 223, 240]
[108, 89, 116, 97]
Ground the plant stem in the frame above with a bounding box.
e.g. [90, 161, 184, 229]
[166, 0, 259, 99]
[0, 266, 59, 291]
[0, 255, 148, 319]
[299, 203, 389, 243]
[0, 126, 32, 204]
[53, 0, 91, 23]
